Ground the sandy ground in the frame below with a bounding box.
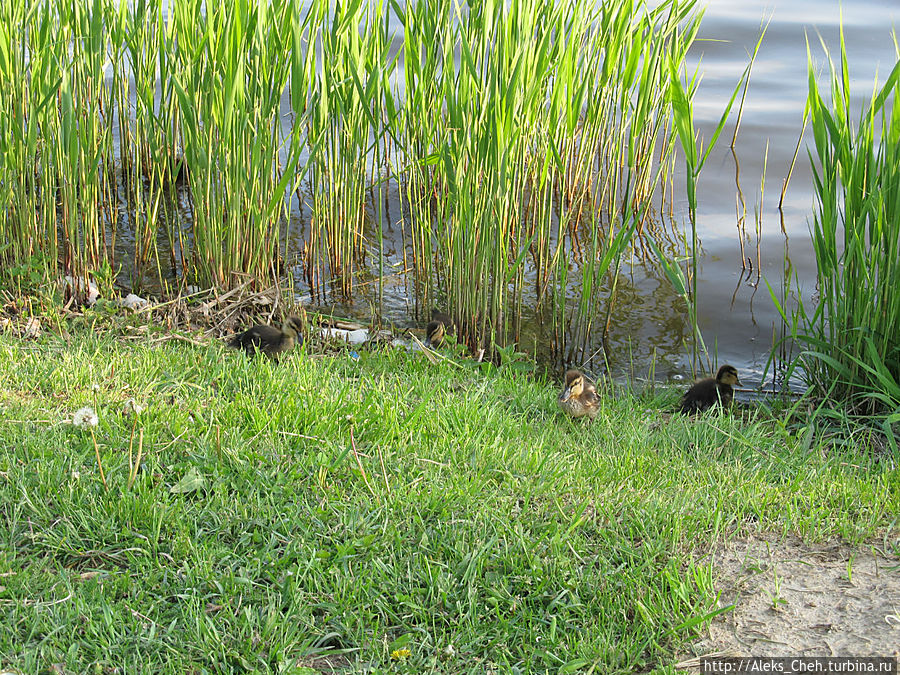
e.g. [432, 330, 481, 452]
[677, 535, 900, 668]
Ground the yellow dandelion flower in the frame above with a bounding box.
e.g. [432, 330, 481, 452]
[390, 648, 411, 661]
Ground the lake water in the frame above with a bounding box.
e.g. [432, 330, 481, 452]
[672, 0, 900, 389]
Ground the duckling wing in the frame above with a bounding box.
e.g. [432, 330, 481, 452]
[679, 379, 716, 414]
[679, 395, 701, 414]
[583, 386, 601, 408]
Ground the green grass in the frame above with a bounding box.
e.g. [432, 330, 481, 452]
[0, 332, 896, 673]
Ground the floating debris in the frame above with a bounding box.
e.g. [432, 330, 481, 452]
[319, 327, 369, 345]
[117, 293, 149, 311]
[23, 317, 41, 339]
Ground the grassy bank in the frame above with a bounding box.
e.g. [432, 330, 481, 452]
[0, 332, 896, 673]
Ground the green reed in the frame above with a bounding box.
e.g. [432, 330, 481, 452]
[0, 0, 315, 295]
[1, 0, 716, 362]
[774, 32, 900, 412]
[657, 23, 764, 373]
[397, 0, 703, 355]
[171, 0, 313, 289]
[304, 0, 398, 298]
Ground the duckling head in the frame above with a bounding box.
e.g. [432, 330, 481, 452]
[424, 320, 445, 348]
[559, 369, 586, 402]
[715, 365, 741, 386]
[281, 315, 304, 340]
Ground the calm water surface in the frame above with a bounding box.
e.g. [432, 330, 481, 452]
[626, 0, 900, 387]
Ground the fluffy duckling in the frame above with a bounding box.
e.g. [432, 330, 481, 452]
[558, 369, 600, 420]
[679, 364, 741, 414]
[424, 311, 454, 348]
[228, 316, 304, 359]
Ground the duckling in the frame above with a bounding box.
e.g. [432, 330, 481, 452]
[424, 311, 454, 348]
[558, 369, 600, 420]
[228, 315, 304, 359]
[679, 364, 742, 414]
[424, 320, 445, 347]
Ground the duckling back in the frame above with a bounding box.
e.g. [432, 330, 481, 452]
[679, 374, 735, 414]
[228, 317, 303, 359]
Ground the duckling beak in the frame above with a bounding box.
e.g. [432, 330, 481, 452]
[735, 377, 743, 386]
[559, 387, 572, 403]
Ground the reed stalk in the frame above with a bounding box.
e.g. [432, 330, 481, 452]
[0, 0, 721, 365]
[774, 31, 900, 414]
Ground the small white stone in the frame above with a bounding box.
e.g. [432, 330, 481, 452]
[63, 275, 100, 306]
[118, 293, 149, 311]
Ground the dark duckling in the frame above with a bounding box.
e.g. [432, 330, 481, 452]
[424, 311, 455, 348]
[228, 315, 304, 359]
[558, 369, 600, 420]
[679, 364, 741, 414]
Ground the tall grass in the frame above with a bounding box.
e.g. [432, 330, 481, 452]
[304, 0, 397, 298]
[0, 0, 315, 294]
[170, 0, 313, 289]
[399, 0, 703, 353]
[0, 0, 714, 361]
[773, 32, 900, 415]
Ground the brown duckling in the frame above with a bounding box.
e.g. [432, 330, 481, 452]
[679, 364, 741, 414]
[424, 311, 455, 348]
[558, 369, 600, 420]
[228, 316, 304, 359]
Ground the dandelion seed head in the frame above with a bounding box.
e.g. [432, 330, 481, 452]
[73, 406, 99, 428]
[124, 399, 145, 415]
